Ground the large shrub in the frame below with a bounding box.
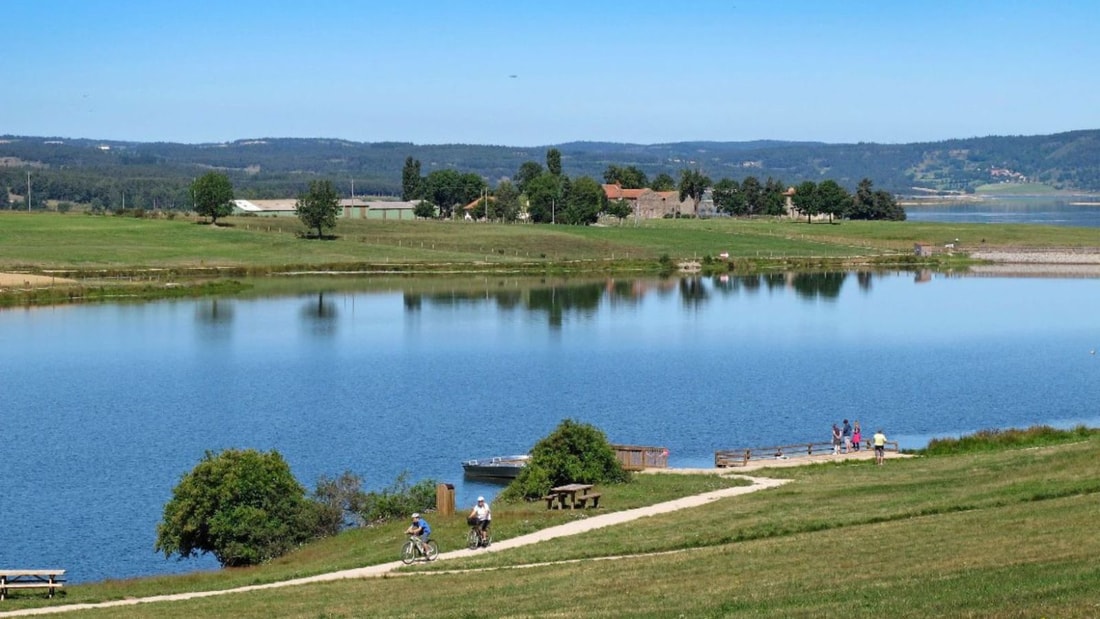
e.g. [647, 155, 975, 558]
[155, 449, 320, 567]
[502, 419, 630, 500]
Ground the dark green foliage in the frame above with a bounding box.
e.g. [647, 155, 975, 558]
[650, 172, 676, 191]
[712, 178, 745, 215]
[501, 419, 630, 501]
[561, 175, 605, 225]
[401, 156, 421, 201]
[524, 173, 561, 223]
[296, 179, 341, 238]
[814, 179, 850, 222]
[514, 161, 543, 194]
[546, 148, 562, 177]
[420, 169, 486, 219]
[155, 449, 320, 567]
[849, 178, 906, 221]
[413, 200, 436, 219]
[606, 198, 633, 223]
[190, 172, 234, 224]
[603, 164, 648, 189]
[492, 180, 521, 222]
[922, 425, 1097, 456]
[677, 168, 711, 216]
[355, 472, 438, 524]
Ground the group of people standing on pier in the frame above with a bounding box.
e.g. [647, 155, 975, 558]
[832, 419, 888, 464]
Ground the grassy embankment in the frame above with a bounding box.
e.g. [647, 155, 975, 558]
[2, 212, 1096, 306]
[5, 427, 1099, 617]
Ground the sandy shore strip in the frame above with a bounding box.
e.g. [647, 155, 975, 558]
[969, 248, 1100, 265]
[0, 273, 77, 287]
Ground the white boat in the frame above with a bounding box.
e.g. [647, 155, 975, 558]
[461, 455, 529, 479]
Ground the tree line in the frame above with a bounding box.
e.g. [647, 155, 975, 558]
[402, 151, 904, 224]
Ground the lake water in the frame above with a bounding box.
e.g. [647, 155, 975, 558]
[3, 271, 1100, 583]
[904, 196, 1100, 227]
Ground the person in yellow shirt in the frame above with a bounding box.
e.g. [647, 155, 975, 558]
[873, 429, 887, 465]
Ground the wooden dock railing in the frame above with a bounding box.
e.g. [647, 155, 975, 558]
[715, 439, 900, 467]
[611, 444, 669, 471]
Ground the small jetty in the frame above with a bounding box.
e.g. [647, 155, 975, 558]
[715, 439, 900, 468]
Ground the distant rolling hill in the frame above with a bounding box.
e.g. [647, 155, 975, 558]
[2, 130, 1098, 210]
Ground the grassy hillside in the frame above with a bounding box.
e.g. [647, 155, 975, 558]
[5, 428, 1098, 617]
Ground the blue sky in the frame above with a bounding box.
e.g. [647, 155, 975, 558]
[6, 0, 1099, 146]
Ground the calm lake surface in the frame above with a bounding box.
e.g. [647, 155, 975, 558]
[4, 271, 1100, 583]
[905, 196, 1100, 227]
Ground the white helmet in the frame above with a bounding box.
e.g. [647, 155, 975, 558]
[411, 513, 420, 519]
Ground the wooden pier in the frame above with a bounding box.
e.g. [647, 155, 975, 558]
[715, 439, 900, 467]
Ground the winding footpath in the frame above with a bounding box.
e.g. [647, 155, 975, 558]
[0, 472, 798, 617]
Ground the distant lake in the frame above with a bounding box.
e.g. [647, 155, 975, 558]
[3, 272, 1100, 584]
[905, 196, 1100, 227]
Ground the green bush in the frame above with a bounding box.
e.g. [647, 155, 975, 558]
[155, 449, 320, 567]
[356, 471, 438, 524]
[501, 419, 630, 501]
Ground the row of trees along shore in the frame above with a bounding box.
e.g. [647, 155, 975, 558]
[402, 149, 905, 223]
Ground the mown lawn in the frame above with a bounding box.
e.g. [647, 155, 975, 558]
[6, 432, 1100, 617]
[2, 212, 1095, 275]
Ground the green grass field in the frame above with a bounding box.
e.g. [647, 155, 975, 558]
[5, 429, 1099, 617]
[1, 213, 1096, 276]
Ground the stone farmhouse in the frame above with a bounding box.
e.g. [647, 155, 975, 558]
[602, 184, 694, 219]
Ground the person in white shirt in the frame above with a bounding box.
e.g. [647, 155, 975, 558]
[469, 496, 492, 546]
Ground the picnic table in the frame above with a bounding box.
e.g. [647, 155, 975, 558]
[0, 570, 66, 600]
[543, 483, 601, 509]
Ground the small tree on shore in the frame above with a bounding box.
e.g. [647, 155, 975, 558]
[190, 172, 234, 224]
[501, 419, 630, 500]
[296, 179, 341, 239]
[155, 449, 320, 567]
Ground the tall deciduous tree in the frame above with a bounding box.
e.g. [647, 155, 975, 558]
[524, 173, 561, 223]
[712, 178, 745, 215]
[493, 180, 521, 222]
[762, 177, 788, 216]
[514, 161, 543, 194]
[740, 176, 763, 216]
[401, 156, 421, 201]
[792, 180, 819, 222]
[296, 179, 341, 239]
[562, 175, 605, 225]
[155, 449, 320, 567]
[677, 168, 712, 217]
[191, 172, 234, 224]
[815, 179, 851, 222]
[546, 148, 562, 177]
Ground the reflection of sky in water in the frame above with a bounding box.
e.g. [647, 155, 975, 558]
[905, 200, 1100, 227]
[2, 273, 1099, 583]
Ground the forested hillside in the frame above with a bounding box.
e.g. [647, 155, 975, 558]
[2, 130, 1098, 211]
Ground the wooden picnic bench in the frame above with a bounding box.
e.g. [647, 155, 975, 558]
[543, 483, 601, 509]
[0, 570, 66, 600]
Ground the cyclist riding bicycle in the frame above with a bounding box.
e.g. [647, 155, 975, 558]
[468, 496, 491, 545]
[405, 512, 432, 554]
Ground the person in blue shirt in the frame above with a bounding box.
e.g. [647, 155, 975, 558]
[406, 513, 432, 555]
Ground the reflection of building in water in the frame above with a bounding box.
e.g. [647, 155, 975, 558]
[915, 270, 932, 283]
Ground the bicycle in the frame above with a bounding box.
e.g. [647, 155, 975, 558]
[401, 535, 439, 564]
[466, 517, 492, 549]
